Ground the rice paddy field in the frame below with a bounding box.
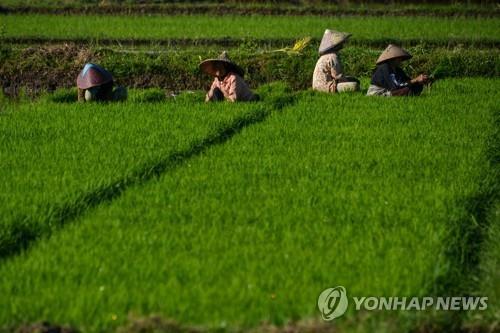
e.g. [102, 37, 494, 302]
[0, 1, 499, 333]
[3, 15, 499, 42]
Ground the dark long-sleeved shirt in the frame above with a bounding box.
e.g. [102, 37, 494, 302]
[370, 62, 410, 91]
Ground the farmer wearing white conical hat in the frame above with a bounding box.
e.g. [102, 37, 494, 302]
[366, 44, 429, 97]
[200, 51, 257, 102]
[312, 29, 360, 93]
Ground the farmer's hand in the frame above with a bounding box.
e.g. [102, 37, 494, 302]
[412, 74, 429, 84]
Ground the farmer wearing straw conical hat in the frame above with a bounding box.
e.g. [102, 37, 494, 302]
[366, 44, 429, 97]
[76, 63, 127, 102]
[312, 29, 360, 93]
[200, 51, 257, 102]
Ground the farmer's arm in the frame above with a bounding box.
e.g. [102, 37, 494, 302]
[226, 74, 238, 102]
[410, 74, 430, 85]
[205, 79, 219, 102]
[328, 55, 340, 92]
[330, 54, 344, 81]
[383, 65, 412, 91]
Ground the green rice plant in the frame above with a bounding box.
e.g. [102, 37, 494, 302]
[0, 92, 268, 258]
[1, 15, 498, 43]
[0, 79, 497, 333]
[464, 112, 500, 328]
[466, 202, 500, 327]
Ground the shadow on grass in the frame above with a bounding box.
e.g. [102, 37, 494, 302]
[0, 90, 296, 261]
[423, 110, 500, 332]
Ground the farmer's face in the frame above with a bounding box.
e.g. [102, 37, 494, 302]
[214, 63, 227, 79]
[392, 58, 403, 67]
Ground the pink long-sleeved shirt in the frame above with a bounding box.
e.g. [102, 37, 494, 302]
[206, 72, 255, 102]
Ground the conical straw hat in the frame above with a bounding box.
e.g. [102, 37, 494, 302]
[77, 63, 113, 89]
[199, 51, 245, 78]
[318, 29, 351, 55]
[376, 44, 412, 64]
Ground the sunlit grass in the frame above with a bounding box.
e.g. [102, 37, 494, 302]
[0, 79, 497, 332]
[2, 15, 499, 43]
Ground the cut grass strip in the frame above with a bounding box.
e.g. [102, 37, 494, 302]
[0, 79, 497, 332]
[0, 90, 276, 258]
[2, 15, 499, 42]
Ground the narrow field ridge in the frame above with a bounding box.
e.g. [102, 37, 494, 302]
[0, 4, 498, 17]
[4, 37, 500, 49]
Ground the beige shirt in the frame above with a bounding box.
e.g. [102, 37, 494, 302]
[206, 73, 255, 102]
[312, 53, 344, 93]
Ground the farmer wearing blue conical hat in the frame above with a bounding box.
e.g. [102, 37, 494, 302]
[200, 51, 258, 102]
[367, 44, 429, 97]
[312, 29, 360, 93]
[77, 63, 127, 102]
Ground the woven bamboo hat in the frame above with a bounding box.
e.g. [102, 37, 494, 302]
[318, 29, 352, 55]
[199, 51, 245, 78]
[376, 44, 412, 65]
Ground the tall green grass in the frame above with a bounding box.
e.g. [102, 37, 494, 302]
[0, 0, 496, 13]
[0, 79, 497, 332]
[465, 113, 500, 328]
[2, 15, 499, 42]
[467, 202, 500, 326]
[473, 202, 500, 324]
[0, 91, 267, 257]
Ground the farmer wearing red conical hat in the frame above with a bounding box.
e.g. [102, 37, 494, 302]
[312, 29, 360, 93]
[76, 63, 127, 102]
[200, 51, 258, 102]
[367, 44, 430, 97]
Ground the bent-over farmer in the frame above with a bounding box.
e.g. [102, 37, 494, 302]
[367, 44, 429, 97]
[200, 51, 258, 102]
[312, 29, 360, 93]
[77, 63, 127, 102]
